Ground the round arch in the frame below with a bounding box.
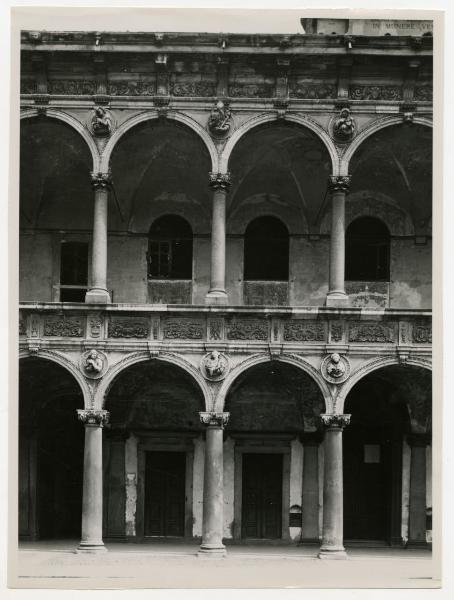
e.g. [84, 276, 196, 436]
[20, 109, 100, 172]
[215, 353, 332, 413]
[100, 110, 219, 173]
[341, 116, 433, 175]
[221, 113, 339, 175]
[336, 355, 432, 413]
[97, 351, 212, 411]
[19, 350, 92, 409]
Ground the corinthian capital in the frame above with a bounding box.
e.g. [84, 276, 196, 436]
[209, 172, 232, 191]
[328, 175, 351, 194]
[77, 409, 110, 427]
[199, 411, 230, 428]
[90, 171, 112, 190]
[320, 413, 351, 430]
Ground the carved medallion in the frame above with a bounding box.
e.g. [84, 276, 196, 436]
[321, 353, 350, 384]
[208, 99, 232, 137]
[80, 349, 108, 379]
[89, 105, 113, 137]
[200, 350, 230, 381]
[332, 107, 356, 143]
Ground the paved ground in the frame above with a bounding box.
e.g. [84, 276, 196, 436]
[9, 540, 438, 589]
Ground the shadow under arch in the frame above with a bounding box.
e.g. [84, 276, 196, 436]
[98, 351, 212, 412]
[100, 110, 219, 173]
[20, 109, 100, 172]
[215, 353, 331, 414]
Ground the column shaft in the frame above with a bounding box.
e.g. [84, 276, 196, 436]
[326, 176, 350, 307]
[199, 412, 229, 555]
[86, 173, 111, 303]
[77, 410, 109, 552]
[319, 414, 350, 559]
[206, 173, 230, 305]
[407, 436, 429, 547]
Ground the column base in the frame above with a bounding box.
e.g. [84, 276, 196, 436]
[85, 288, 110, 304]
[75, 541, 108, 553]
[205, 290, 228, 305]
[325, 291, 349, 307]
[318, 547, 348, 560]
[197, 543, 226, 558]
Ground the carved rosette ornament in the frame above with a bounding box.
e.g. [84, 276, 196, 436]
[200, 350, 230, 381]
[320, 414, 351, 429]
[328, 175, 351, 194]
[90, 171, 112, 190]
[321, 353, 350, 384]
[209, 172, 232, 192]
[208, 99, 232, 137]
[199, 412, 230, 428]
[332, 107, 356, 143]
[77, 409, 110, 427]
[80, 349, 108, 379]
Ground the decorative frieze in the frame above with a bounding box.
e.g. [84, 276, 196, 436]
[330, 322, 343, 343]
[88, 316, 103, 338]
[171, 81, 216, 97]
[289, 82, 336, 99]
[227, 319, 268, 341]
[412, 323, 432, 344]
[48, 80, 96, 95]
[163, 318, 204, 340]
[20, 79, 37, 94]
[108, 317, 149, 338]
[43, 316, 84, 337]
[228, 83, 274, 98]
[348, 322, 396, 343]
[414, 86, 433, 101]
[108, 81, 156, 96]
[208, 319, 223, 341]
[283, 321, 325, 342]
[199, 412, 230, 428]
[349, 85, 402, 101]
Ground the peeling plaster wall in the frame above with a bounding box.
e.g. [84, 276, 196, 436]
[223, 437, 235, 539]
[19, 233, 54, 301]
[225, 237, 244, 305]
[192, 237, 210, 303]
[107, 236, 148, 303]
[290, 237, 330, 306]
[192, 436, 205, 538]
[390, 239, 432, 309]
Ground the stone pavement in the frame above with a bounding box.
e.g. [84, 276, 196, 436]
[10, 540, 438, 589]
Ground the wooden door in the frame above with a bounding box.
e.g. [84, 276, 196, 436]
[242, 453, 283, 539]
[145, 452, 186, 537]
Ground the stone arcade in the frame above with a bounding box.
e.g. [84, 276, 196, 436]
[18, 19, 432, 558]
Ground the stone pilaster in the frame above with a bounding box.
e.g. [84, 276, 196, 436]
[85, 172, 112, 304]
[318, 414, 350, 559]
[301, 433, 322, 543]
[407, 433, 430, 548]
[325, 175, 351, 307]
[205, 173, 231, 305]
[198, 411, 230, 556]
[76, 409, 110, 552]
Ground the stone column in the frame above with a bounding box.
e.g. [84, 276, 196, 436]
[198, 411, 230, 556]
[301, 434, 321, 543]
[76, 409, 110, 552]
[85, 172, 111, 304]
[407, 433, 430, 548]
[205, 172, 231, 305]
[318, 414, 350, 559]
[325, 175, 351, 307]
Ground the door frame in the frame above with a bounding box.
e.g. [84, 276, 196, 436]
[136, 435, 195, 540]
[233, 439, 291, 541]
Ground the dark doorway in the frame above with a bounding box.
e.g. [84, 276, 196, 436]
[343, 372, 408, 544]
[242, 453, 283, 539]
[144, 452, 186, 537]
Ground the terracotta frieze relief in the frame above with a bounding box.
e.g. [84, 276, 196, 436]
[348, 322, 396, 343]
[414, 86, 433, 101]
[283, 321, 326, 342]
[108, 317, 149, 339]
[208, 319, 223, 341]
[162, 318, 204, 340]
[228, 83, 274, 98]
[330, 322, 343, 343]
[226, 319, 268, 341]
[412, 323, 432, 344]
[171, 81, 216, 97]
[349, 85, 402, 101]
[48, 80, 96, 95]
[43, 316, 84, 337]
[289, 82, 336, 99]
[108, 81, 156, 96]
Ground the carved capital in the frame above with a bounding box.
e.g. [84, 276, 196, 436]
[199, 411, 230, 428]
[328, 175, 351, 194]
[209, 172, 231, 191]
[320, 413, 351, 430]
[90, 171, 112, 190]
[77, 409, 110, 427]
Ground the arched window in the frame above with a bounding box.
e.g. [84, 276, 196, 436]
[244, 216, 289, 281]
[345, 217, 390, 281]
[148, 215, 193, 279]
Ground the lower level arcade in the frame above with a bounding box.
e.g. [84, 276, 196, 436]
[18, 357, 432, 553]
